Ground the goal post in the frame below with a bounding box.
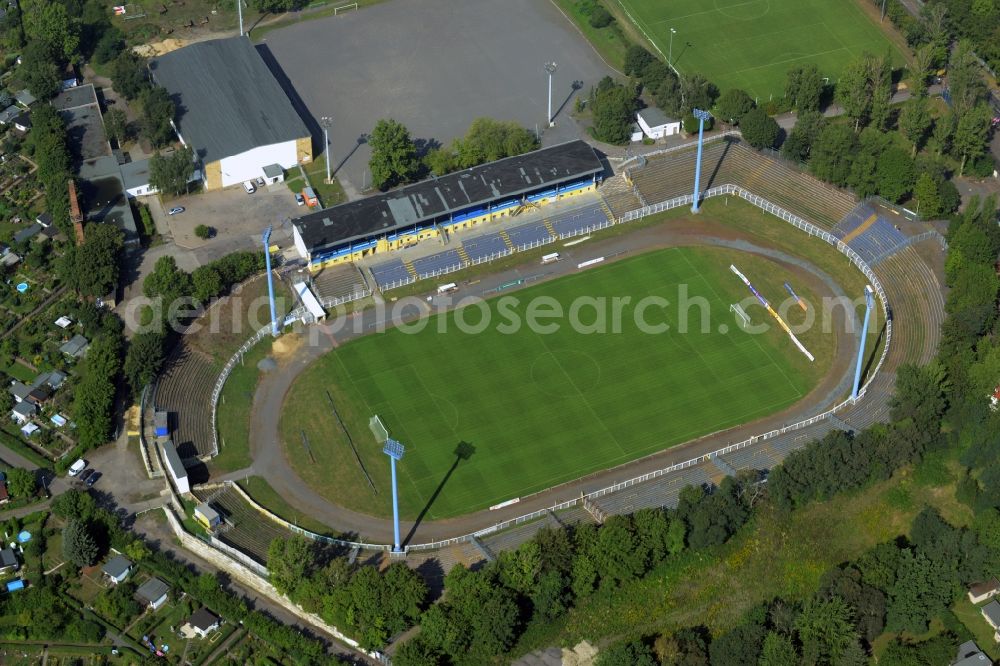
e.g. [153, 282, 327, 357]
[369, 415, 389, 444]
[730, 303, 751, 328]
[333, 2, 358, 15]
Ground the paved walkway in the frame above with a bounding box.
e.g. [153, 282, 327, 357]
[244, 216, 860, 545]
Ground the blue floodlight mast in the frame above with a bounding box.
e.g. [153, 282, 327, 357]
[852, 285, 875, 399]
[690, 108, 712, 213]
[262, 226, 279, 337]
[383, 438, 405, 553]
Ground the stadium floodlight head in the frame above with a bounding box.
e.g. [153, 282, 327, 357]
[545, 62, 558, 127]
[852, 284, 877, 400]
[262, 226, 279, 337]
[383, 438, 405, 461]
[383, 437, 405, 552]
[690, 109, 713, 214]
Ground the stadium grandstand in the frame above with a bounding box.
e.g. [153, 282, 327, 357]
[291, 140, 604, 270]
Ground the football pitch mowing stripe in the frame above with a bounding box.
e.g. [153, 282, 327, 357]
[293, 247, 816, 519]
[619, 0, 906, 100]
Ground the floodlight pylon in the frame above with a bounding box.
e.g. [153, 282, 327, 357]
[262, 226, 279, 337]
[383, 438, 405, 553]
[691, 108, 712, 213]
[851, 285, 875, 399]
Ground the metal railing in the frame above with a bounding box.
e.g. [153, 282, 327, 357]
[201, 182, 897, 554]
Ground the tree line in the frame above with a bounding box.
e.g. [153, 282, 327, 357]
[367, 117, 540, 191]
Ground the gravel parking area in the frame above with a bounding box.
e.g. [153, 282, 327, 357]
[156, 183, 302, 257]
[257, 0, 615, 193]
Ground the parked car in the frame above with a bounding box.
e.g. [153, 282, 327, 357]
[68, 459, 86, 476]
[294, 193, 305, 206]
[243, 181, 256, 194]
[167, 206, 185, 215]
[79, 468, 94, 482]
[255, 176, 265, 188]
[86, 472, 101, 487]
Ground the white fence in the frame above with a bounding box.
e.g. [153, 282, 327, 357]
[280, 184, 896, 553]
[198, 164, 899, 555]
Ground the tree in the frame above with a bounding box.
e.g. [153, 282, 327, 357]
[784, 64, 824, 112]
[449, 118, 539, 170]
[267, 536, 316, 596]
[596, 639, 657, 666]
[368, 118, 420, 190]
[17, 40, 60, 100]
[624, 45, 655, 77]
[809, 123, 858, 186]
[913, 172, 942, 219]
[250, 0, 307, 11]
[73, 331, 123, 450]
[876, 146, 915, 203]
[141, 86, 176, 148]
[759, 632, 798, 666]
[60, 224, 124, 298]
[738, 107, 780, 149]
[191, 265, 223, 304]
[22, 1, 79, 62]
[680, 74, 718, 116]
[910, 43, 935, 97]
[123, 331, 165, 394]
[587, 4, 613, 28]
[149, 146, 194, 196]
[103, 108, 128, 147]
[94, 582, 141, 626]
[867, 53, 893, 130]
[93, 27, 125, 65]
[929, 113, 955, 156]
[588, 77, 637, 145]
[110, 51, 149, 101]
[194, 224, 213, 239]
[795, 596, 857, 664]
[781, 111, 824, 162]
[899, 96, 932, 156]
[954, 103, 993, 176]
[837, 57, 872, 131]
[949, 40, 988, 116]
[62, 519, 99, 567]
[6, 467, 36, 498]
[716, 88, 755, 124]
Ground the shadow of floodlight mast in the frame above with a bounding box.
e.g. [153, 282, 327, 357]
[402, 441, 475, 547]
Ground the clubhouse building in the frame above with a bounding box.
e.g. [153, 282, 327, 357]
[291, 140, 604, 270]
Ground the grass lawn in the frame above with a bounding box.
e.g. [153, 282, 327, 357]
[284, 158, 347, 208]
[953, 597, 1000, 660]
[619, 0, 907, 99]
[238, 476, 341, 537]
[281, 243, 830, 519]
[211, 340, 274, 474]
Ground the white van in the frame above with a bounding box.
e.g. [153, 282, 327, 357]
[68, 458, 87, 476]
[243, 181, 256, 194]
[541, 252, 560, 264]
[437, 283, 458, 295]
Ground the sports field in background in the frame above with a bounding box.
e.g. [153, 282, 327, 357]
[281, 245, 829, 520]
[619, 0, 906, 100]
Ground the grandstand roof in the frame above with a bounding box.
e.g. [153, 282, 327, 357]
[293, 140, 602, 253]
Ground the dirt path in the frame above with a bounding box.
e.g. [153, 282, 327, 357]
[243, 217, 859, 545]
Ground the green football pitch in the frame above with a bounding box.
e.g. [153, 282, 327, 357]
[619, 0, 906, 100]
[281, 246, 824, 520]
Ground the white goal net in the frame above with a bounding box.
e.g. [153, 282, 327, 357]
[369, 415, 389, 444]
[730, 303, 751, 328]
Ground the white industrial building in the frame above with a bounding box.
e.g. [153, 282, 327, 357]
[149, 37, 312, 191]
[636, 107, 681, 140]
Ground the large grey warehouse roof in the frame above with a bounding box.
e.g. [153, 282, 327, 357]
[149, 37, 310, 165]
[294, 140, 603, 253]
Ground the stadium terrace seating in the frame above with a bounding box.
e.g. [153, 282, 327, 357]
[832, 202, 874, 240]
[600, 174, 643, 219]
[411, 249, 463, 276]
[311, 263, 369, 303]
[154, 344, 217, 459]
[462, 233, 510, 262]
[848, 217, 908, 265]
[550, 207, 609, 236]
[629, 139, 858, 229]
[370, 259, 411, 287]
[506, 221, 552, 247]
[197, 486, 295, 565]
